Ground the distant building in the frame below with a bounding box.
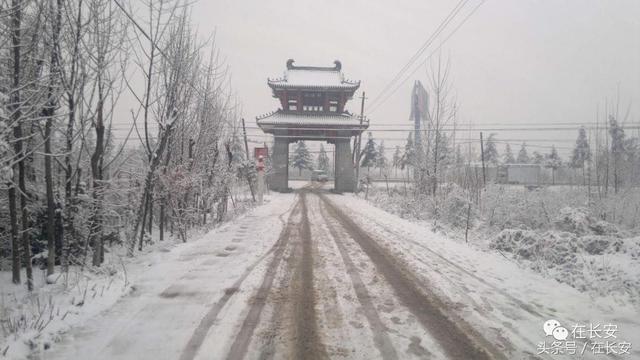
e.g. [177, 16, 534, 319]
[497, 164, 541, 185]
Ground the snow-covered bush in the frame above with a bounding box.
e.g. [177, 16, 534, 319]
[491, 225, 639, 304]
[490, 229, 543, 259]
[553, 207, 594, 235]
[578, 235, 622, 255]
[439, 185, 476, 228]
[361, 181, 640, 304]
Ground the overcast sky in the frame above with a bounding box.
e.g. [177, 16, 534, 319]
[185, 0, 640, 157]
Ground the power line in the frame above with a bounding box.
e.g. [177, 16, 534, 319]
[369, 0, 470, 109]
[109, 120, 638, 130]
[369, 0, 487, 114]
[241, 125, 640, 132]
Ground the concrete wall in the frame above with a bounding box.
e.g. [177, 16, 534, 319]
[334, 139, 355, 192]
[268, 138, 289, 192]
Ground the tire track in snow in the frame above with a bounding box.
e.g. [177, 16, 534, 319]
[334, 197, 607, 360]
[290, 192, 329, 359]
[342, 200, 544, 318]
[222, 200, 302, 360]
[318, 192, 503, 360]
[256, 240, 299, 360]
[318, 198, 399, 360]
[179, 197, 300, 360]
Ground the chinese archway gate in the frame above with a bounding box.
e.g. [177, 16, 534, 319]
[256, 59, 369, 192]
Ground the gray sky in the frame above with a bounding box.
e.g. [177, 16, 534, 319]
[185, 0, 640, 157]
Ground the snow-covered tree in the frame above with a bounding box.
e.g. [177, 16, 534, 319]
[291, 141, 313, 175]
[517, 143, 530, 164]
[230, 135, 246, 169]
[483, 133, 499, 165]
[571, 127, 591, 169]
[570, 127, 591, 185]
[316, 144, 330, 172]
[532, 151, 545, 164]
[609, 116, 625, 193]
[455, 145, 465, 166]
[375, 140, 388, 175]
[401, 133, 415, 170]
[503, 143, 516, 164]
[360, 132, 377, 172]
[435, 132, 453, 167]
[545, 145, 562, 184]
[392, 145, 402, 176]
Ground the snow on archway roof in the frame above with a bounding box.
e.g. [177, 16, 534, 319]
[267, 59, 360, 90]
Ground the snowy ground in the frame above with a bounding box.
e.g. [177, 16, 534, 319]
[0, 194, 294, 359]
[333, 191, 640, 359]
[2, 184, 638, 359]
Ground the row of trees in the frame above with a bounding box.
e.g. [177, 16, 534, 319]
[289, 141, 331, 175]
[395, 120, 638, 191]
[1, 0, 246, 290]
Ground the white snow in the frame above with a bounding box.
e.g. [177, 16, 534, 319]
[3, 187, 638, 359]
[268, 68, 359, 89]
[257, 110, 364, 127]
[0, 194, 297, 360]
[328, 193, 640, 359]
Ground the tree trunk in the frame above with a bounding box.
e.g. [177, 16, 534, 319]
[61, 0, 83, 272]
[138, 192, 148, 251]
[202, 198, 207, 225]
[8, 185, 20, 284]
[131, 124, 174, 255]
[62, 96, 75, 272]
[43, 0, 63, 277]
[19, 158, 32, 291]
[44, 114, 56, 275]
[148, 192, 153, 235]
[90, 95, 105, 266]
[11, 0, 32, 291]
[159, 203, 165, 241]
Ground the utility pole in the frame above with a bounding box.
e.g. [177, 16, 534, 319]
[241, 118, 250, 157]
[354, 92, 366, 192]
[480, 132, 486, 187]
[413, 90, 422, 185]
[411, 81, 427, 187]
[241, 118, 256, 201]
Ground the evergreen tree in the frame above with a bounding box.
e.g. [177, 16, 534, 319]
[392, 145, 402, 175]
[532, 151, 545, 164]
[434, 132, 453, 166]
[360, 132, 378, 172]
[570, 127, 591, 185]
[291, 141, 313, 176]
[503, 143, 516, 164]
[455, 145, 465, 166]
[517, 142, 530, 163]
[375, 140, 388, 175]
[609, 116, 625, 193]
[230, 135, 247, 179]
[230, 134, 246, 168]
[316, 144, 330, 173]
[401, 132, 415, 170]
[571, 126, 591, 168]
[545, 145, 562, 184]
[483, 133, 499, 165]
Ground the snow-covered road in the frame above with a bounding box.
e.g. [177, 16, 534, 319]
[41, 187, 639, 360]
